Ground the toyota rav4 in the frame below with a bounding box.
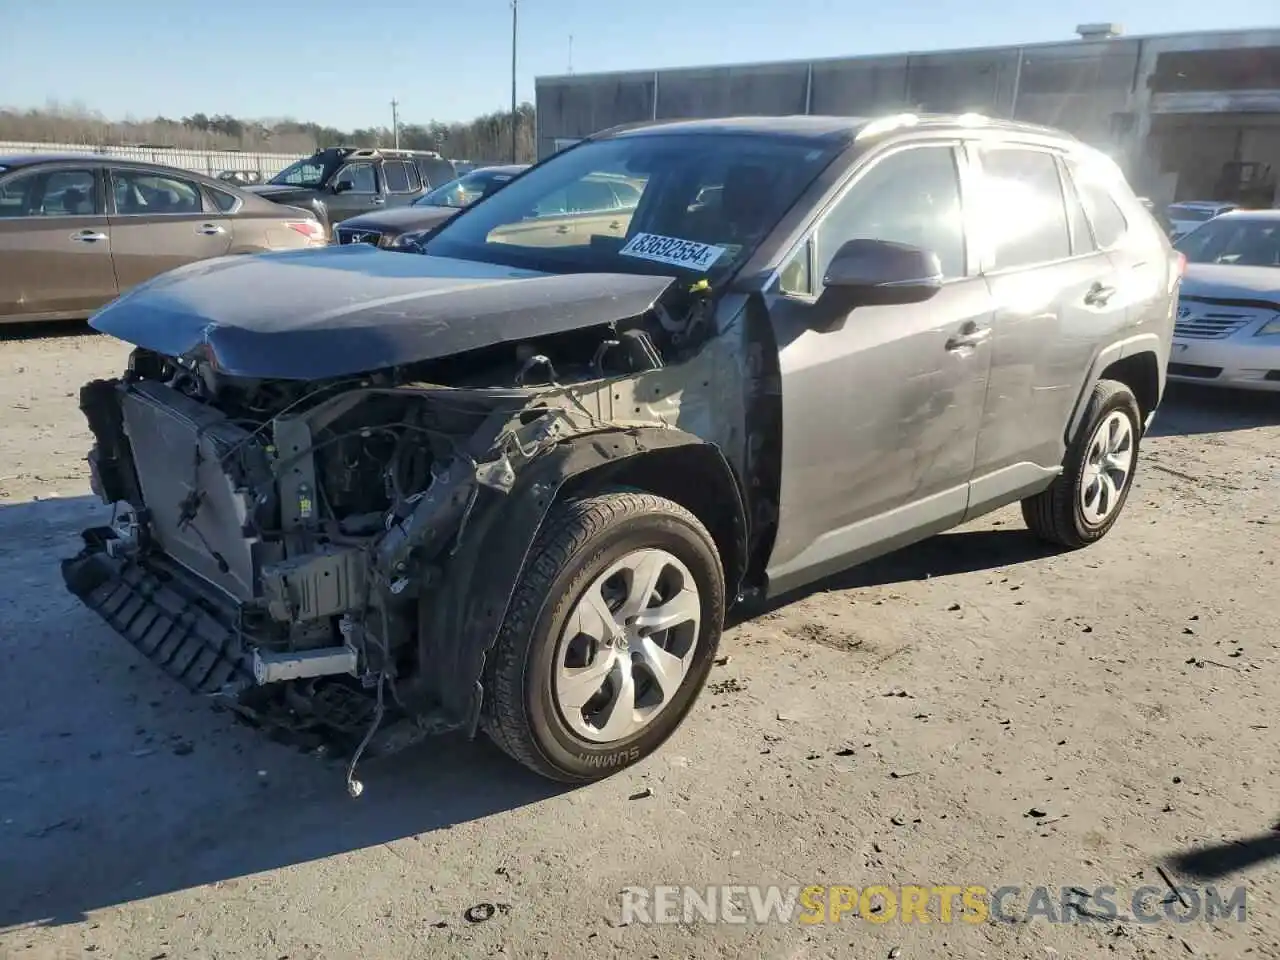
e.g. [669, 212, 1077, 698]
[63, 114, 1178, 791]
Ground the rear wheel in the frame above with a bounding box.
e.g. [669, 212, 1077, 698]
[1022, 379, 1141, 548]
[482, 491, 725, 782]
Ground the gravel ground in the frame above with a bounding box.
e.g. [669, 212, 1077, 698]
[2, 325, 1279, 960]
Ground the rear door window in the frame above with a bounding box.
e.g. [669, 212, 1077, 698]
[976, 147, 1071, 270]
[383, 160, 414, 194]
[404, 162, 422, 192]
[1067, 158, 1129, 249]
[111, 170, 205, 215]
[566, 178, 622, 213]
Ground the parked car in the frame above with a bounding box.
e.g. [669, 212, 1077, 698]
[1137, 196, 1173, 234]
[1167, 200, 1239, 241]
[217, 170, 263, 187]
[1169, 209, 1280, 391]
[63, 114, 1177, 789]
[243, 147, 458, 230]
[334, 164, 529, 249]
[0, 154, 326, 325]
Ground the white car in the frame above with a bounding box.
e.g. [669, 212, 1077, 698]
[1170, 210, 1280, 392]
[1167, 201, 1239, 241]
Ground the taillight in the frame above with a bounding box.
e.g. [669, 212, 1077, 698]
[286, 220, 326, 243]
[1176, 251, 1187, 276]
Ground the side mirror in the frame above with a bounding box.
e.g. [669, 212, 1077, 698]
[814, 239, 944, 324]
[333, 180, 354, 195]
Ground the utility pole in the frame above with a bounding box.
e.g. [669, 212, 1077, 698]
[390, 98, 400, 149]
[568, 34, 573, 74]
[510, 0, 519, 163]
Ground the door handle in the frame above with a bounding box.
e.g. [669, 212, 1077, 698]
[609, 220, 621, 230]
[1084, 282, 1117, 307]
[196, 223, 225, 236]
[370, 197, 386, 205]
[555, 224, 572, 234]
[945, 324, 992, 351]
[71, 230, 107, 243]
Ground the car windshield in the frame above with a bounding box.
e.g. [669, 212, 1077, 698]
[1169, 205, 1226, 223]
[415, 169, 514, 209]
[269, 157, 329, 188]
[1175, 218, 1280, 267]
[420, 133, 839, 279]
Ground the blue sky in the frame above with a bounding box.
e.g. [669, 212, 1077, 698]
[3, 0, 1277, 129]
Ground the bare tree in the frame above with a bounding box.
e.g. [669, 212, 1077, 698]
[0, 102, 539, 161]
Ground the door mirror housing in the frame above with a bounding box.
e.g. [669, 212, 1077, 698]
[812, 238, 944, 327]
[333, 179, 354, 195]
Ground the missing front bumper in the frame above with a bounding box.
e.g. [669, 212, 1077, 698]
[62, 527, 253, 698]
[61, 527, 464, 758]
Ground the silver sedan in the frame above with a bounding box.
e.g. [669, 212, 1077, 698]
[1170, 210, 1280, 392]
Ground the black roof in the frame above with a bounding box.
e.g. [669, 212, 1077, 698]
[599, 113, 1077, 145]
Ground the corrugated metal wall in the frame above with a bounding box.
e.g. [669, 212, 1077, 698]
[0, 141, 302, 177]
[534, 37, 1156, 159]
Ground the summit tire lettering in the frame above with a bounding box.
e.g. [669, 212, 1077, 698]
[578, 747, 642, 768]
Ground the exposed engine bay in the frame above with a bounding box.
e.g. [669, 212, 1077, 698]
[62, 281, 753, 794]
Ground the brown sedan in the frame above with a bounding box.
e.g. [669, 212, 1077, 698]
[0, 154, 327, 324]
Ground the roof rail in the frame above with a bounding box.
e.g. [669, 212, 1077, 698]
[321, 146, 444, 161]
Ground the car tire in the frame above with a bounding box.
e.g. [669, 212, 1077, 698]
[1022, 379, 1142, 549]
[482, 491, 725, 782]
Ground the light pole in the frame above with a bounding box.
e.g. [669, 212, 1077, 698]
[390, 98, 400, 150]
[510, 0, 519, 163]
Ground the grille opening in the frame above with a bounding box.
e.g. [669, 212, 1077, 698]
[336, 228, 382, 246]
[1173, 312, 1251, 340]
[1168, 363, 1222, 379]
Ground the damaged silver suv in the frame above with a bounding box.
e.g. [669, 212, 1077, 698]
[64, 114, 1179, 788]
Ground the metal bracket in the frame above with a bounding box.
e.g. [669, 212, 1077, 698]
[272, 416, 318, 534]
[253, 645, 359, 684]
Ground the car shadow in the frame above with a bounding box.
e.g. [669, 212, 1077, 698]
[1164, 829, 1280, 880]
[0, 495, 566, 930]
[0, 319, 96, 343]
[1148, 383, 1280, 438]
[733, 526, 1063, 624]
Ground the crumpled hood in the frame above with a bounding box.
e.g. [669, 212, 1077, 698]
[1181, 263, 1280, 305]
[89, 245, 674, 380]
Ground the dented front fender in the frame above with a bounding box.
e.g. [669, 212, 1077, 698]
[413, 425, 743, 734]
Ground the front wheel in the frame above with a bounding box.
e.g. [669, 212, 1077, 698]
[482, 491, 725, 782]
[1022, 379, 1142, 548]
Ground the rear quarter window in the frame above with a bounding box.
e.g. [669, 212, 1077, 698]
[209, 187, 240, 213]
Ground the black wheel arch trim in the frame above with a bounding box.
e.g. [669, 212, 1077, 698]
[1065, 333, 1166, 444]
[412, 426, 748, 737]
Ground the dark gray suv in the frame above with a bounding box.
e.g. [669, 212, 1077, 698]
[63, 114, 1178, 789]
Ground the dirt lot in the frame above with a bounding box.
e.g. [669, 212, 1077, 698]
[2, 325, 1279, 960]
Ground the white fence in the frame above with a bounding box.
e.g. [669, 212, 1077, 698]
[0, 141, 304, 178]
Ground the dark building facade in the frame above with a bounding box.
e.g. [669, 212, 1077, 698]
[535, 27, 1280, 205]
